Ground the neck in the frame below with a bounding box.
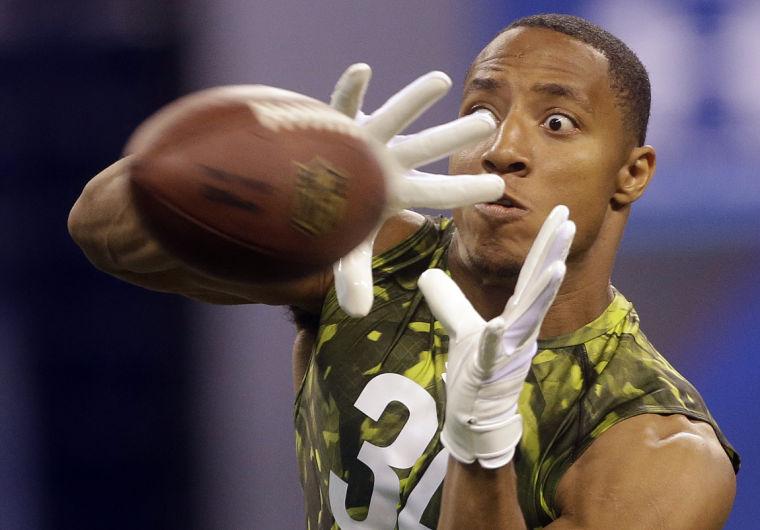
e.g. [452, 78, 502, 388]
[448, 211, 625, 339]
[538, 258, 614, 338]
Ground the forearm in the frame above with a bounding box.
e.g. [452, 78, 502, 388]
[439, 457, 527, 530]
[68, 156, 178, 276]
[68, 157, 329, 308]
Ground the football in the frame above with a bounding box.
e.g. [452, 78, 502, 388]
[125, 85, 387, 282]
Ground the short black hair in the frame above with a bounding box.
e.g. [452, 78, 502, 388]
[500, 14, 651, 146]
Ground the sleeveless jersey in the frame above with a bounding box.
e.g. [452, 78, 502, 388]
[293, 217, 740, 529]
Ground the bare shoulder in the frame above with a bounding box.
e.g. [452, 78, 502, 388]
[373, 209, 427, 255]
[550, 414, 736, 530]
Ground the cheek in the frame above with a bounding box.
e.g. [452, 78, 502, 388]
[452, 206, 480, 245]
[542, 146, 616, 248]
[448, 142, 488, 174]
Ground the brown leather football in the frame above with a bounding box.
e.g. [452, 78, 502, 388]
[125, 85, 387, 282]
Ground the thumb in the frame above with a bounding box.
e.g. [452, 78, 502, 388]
[418, 269, 484, 340]
[332, 234, 377, 317]
[330, 63, 371, 119]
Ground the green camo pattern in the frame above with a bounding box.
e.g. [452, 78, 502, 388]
[293, 217, 739, 529]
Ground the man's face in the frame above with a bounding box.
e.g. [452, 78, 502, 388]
[450, 27, 632, 278]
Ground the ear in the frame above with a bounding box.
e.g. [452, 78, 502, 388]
[612, 145, 656, 208]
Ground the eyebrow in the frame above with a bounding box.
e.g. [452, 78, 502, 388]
[463, 76, 504, 97]
[530, 82, 594, 114]
[463, 77, 594, 115]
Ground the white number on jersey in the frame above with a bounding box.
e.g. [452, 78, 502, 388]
[328, 373, 448, 529]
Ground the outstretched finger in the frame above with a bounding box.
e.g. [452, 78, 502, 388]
[543, 219, 575, 269]
[418, 269, 484, 341]
[513, 205, 569, 299]
[330, 63, 372, 119]
[393, 172, 504, 210]
[502, 261, 567, 351]
[389, 111, 496, 169]
[516, 221, 573, 312]
[363, 71, 451, 143]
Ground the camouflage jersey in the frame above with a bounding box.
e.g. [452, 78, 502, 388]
[293, 216, 740, 529]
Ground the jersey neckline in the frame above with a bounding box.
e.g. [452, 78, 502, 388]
[537, 287, 633, 349]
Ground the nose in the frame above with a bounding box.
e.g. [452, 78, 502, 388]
[481, 115, 530, 177]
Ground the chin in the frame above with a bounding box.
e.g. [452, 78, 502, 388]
[452, 207, 536, 281]
[468, 254, 523, 281]
[461, 238, 525, 281]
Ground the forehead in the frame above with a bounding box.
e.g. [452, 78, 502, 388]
[467, 27, 612, 104]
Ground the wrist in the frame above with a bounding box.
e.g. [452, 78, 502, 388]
[439, 456, 527, 530]
[441, 412, 523, 469]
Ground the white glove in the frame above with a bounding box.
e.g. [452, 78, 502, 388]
[418, 205, 576, 469]
[329, 63, 505, 317]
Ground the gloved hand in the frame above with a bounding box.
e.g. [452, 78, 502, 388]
[329, 63, 505, 317]
[418, 205, 576, 468]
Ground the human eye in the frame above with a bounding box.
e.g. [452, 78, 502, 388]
[540, 113, 578, 134]
[464, 105, 498, 121]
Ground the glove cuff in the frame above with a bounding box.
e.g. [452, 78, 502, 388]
[441, 413, 523, 469]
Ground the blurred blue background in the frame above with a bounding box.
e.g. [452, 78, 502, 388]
[2, 0, 758, 528]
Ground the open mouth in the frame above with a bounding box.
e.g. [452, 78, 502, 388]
[485, 195, 524, 209]
[475, 194, 528, 221]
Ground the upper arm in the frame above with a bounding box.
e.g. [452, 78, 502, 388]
[547, 414, 736, 530]
[373, 209, 426, 255]
[69, 157, 425, 311]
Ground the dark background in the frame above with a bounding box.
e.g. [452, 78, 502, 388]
[2, 1, 758, 529]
